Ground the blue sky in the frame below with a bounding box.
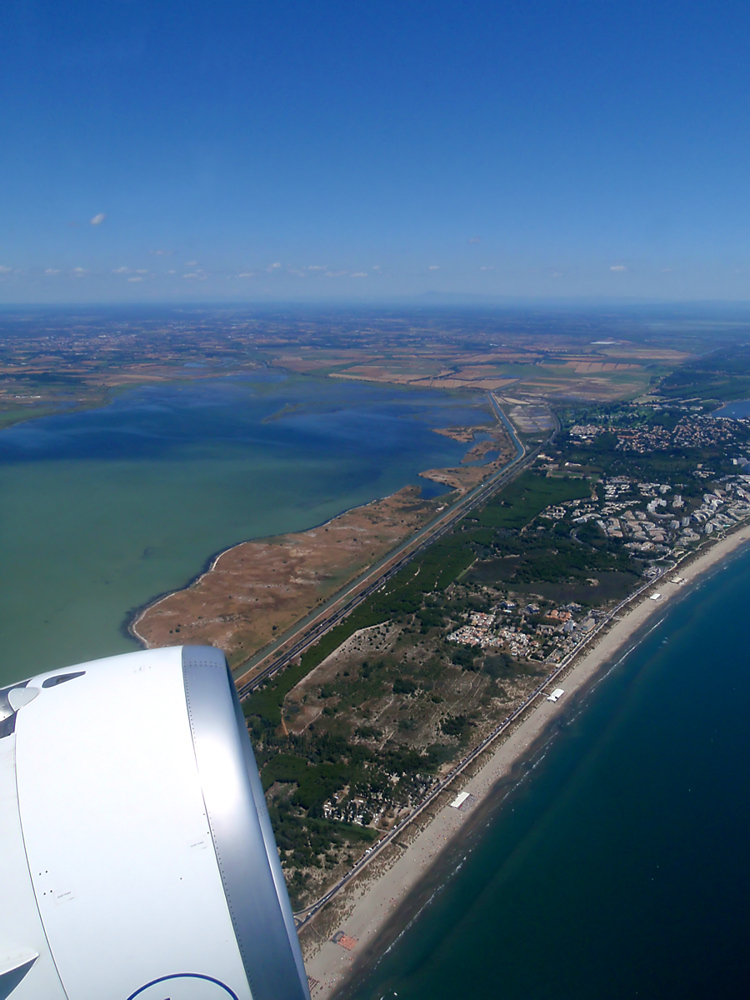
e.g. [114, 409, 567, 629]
[2, 0, 750, 303]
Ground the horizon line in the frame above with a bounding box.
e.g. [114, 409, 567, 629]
[4, 294, 750, 312]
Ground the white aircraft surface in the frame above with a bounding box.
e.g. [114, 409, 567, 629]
[0, 645, 310, 1000]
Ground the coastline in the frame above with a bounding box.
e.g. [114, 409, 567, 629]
[128, 407, 518, 670]
[127, 485, 440, 653]
[300, 523, 750, 999]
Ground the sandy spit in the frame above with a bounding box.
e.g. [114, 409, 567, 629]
[301, 525, 750, 999]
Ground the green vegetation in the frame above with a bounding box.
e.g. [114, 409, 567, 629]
[468, 529, 633, 590]
[256, 728, 444, 904]
[246, 473, 594, 728]
[440, 714, 471, 740]
[246, 528, 490, 726]
[242, 455, 636, 898]
[659, 344, 750, 401]
[243, 395, 750, 907]
[476, 472, 592, 529]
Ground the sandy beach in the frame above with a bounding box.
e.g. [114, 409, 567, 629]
[300, 524, 750, 999]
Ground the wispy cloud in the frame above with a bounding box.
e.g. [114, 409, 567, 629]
[480, 265, 495, 271]
[610, 264, 627, 272]
[237, 271, 256, 278]
[185, 260, 198, 267]
[267, 262, 282, 270]
[306, 264, 326, 271]
[428, 265, 440, 271]
[661, 267, 674, 273]
[90, 213, 106, 226]
[44, 268, 61, 275]
[468, 236, 481, 244]
[325, 270, 348, 278]
[72, 267, 89, 277]
[128, 276, 143, 282]
[112, 266, 131, 274]
[372, 265, 382, 271]
[351, 272, 368, 278]
[0, 265, 12, 274]
[150, 249, 173, 256]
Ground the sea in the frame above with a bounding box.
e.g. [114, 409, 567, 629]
[718, 400, 750, 419]
[343, 544, 750, 1000]
[0, 372, 488, 686]
[4, 379, 749, 999]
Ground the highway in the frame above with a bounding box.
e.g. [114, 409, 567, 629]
[291, 553, 672, 929]
[230, 395, 567, 928]
[236, 395, 550, 702]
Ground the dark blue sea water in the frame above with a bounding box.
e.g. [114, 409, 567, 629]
[345, 546, 750, 1000]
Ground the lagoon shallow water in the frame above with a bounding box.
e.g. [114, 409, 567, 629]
[0, 373, 486, 685]
[717, 399, 750, 418]
[345, 546, 750, 1000]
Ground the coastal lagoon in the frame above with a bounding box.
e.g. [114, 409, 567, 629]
[718, 400, 750, 419]
[0, 373, 487, 685]
[345, 545, 750, 1000]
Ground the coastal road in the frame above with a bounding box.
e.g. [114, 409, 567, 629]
[235, 395, 549, 701]
[291, 556, 672, 929]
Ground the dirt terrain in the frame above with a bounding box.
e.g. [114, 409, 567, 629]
[133, 486, 442, 667]
[134, 421, 514, 666]
[283, 621, 538, 748]
[432, 425, 493, 443]
[420, 424, 516, 492]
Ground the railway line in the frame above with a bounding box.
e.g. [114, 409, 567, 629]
[232, 395, 565, 928]
[236, 397, 551, 702]
[292, 551, 670, 930]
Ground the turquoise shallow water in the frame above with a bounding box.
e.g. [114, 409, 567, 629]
[345, 546, 750, 1000]
[0, 373, 487, 685]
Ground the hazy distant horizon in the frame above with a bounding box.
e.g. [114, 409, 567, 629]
[5, 295, 750, 312]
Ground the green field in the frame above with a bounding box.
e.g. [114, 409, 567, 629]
[659, 344, 750, 401]
[476, 472, 592, 529]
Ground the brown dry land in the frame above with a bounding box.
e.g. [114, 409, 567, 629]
[326, 359, 651, 400]
[133, 486, 441, 667]
[420, 424, 516, 492]
[432, 425, 490, 443]
[275, 336, 696, 403]
[134, 419, 514, 668]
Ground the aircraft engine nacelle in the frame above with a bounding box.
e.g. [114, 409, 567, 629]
[0, 645, 310, 1000]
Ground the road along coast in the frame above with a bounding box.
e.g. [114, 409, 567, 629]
[129, 484, 443, 665]
[300, 523, 750, 999]
[130, 400, 520, 676]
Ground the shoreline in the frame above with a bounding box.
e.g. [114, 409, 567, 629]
[128, 404, 519, 668]
[127, 486, 442, 650]
[300, 523, 750, 999]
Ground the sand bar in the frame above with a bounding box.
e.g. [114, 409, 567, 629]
[130, 419, 513, 672]
[130, 485, 441, 668]
[301, 524, 750, 999]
